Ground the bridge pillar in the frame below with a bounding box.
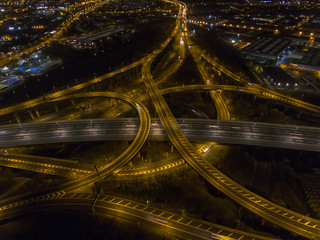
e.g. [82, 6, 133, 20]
[70, 99, 75, 106]
[239, 93, 243, 101]
[298, 110, 302, 119]
[28, 110, 35, 120]
[13, 113, 21, 124]
[266, 100, 271, 109]
[125, 71, 129, 81]
[34, 108, 41, 118]
[86, 100, 92, 109]
[129, 70, 133, 80]
[53, 102, 59, 113]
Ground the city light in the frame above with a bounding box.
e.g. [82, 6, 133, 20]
[0, 0, 319, 239]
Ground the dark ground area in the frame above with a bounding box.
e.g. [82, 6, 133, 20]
[0, 210, 173, 240]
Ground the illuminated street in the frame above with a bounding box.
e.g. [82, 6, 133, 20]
[0, 0, 320, 239]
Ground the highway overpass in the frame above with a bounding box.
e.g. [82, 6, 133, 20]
[141, 5, 320, 238]
[0, 118, 319, 152]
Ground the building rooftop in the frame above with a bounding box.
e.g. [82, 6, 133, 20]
[299, 48, 320, 69]
[263, 66, 299, 88]
[74, 27, 127, 44]
[241, 37, 291, 61]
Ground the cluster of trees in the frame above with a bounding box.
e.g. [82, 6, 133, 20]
[102, 168, 238, 227]
[215, 146, 309, 215]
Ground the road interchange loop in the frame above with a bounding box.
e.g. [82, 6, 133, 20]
[0, 192, 278, 240]
[141, 6, 320, 237]
[0, 92, 151, 214]
[0, 0, 320, 239]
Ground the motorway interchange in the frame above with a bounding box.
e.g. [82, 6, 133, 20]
[0, 0, 320, 239]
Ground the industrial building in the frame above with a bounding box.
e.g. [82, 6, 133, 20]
[71, 27, 129, 49]
[296, 47, 320, 71]
[241, 37, 291, 64]
[263, 66, 297, 89]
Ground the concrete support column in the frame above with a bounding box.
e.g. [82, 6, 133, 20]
[87, 100, 91, 109]
[34, 108, 40, 118]
[28, 110, 35, 120]
[53, 102, 59, 113]
[13, 113, 21, 124]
